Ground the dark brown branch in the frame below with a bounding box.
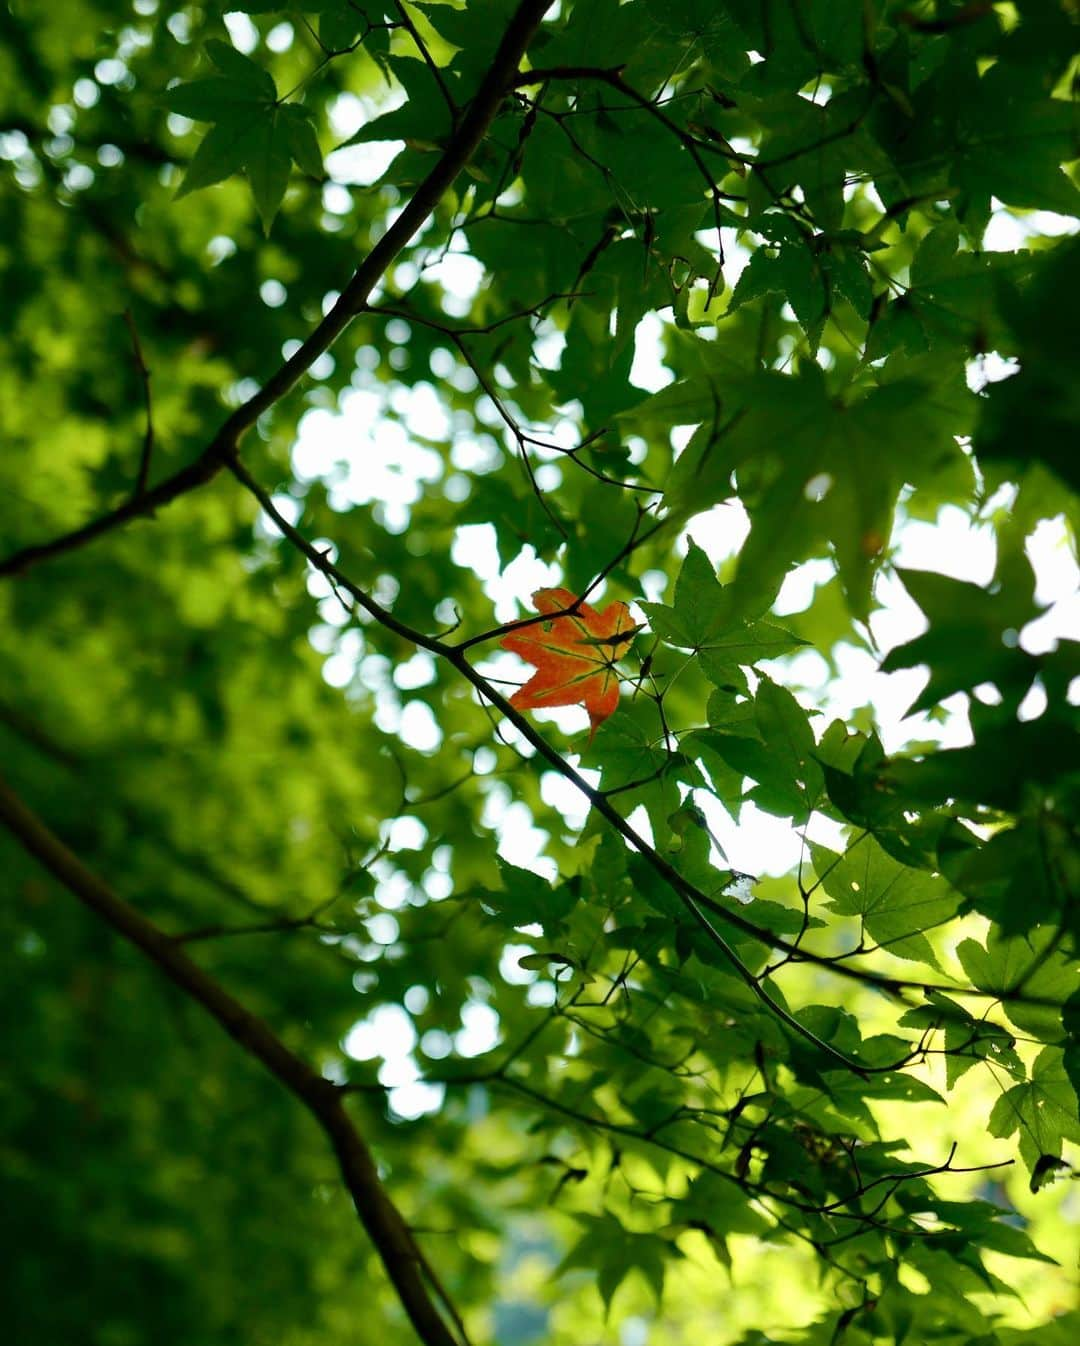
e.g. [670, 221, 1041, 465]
[0, 771, 465, 1346]
[0, 0, 556, 580]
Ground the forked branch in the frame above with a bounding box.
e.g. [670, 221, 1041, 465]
[0, 772, 466, 1346]
[0, 0, 556, 581]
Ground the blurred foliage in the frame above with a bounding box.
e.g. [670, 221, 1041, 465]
[1, 1, 1078, 1343]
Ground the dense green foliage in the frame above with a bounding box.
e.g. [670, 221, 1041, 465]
[1, 1, 1078, 1343]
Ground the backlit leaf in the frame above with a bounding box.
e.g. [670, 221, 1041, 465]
[499, 588, 639, 737]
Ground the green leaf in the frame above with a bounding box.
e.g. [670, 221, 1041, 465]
[476, 858, 580, 936]
[975, 237, 1080, 493]
[1064, 989, 1080, 1110]
[319, 2, 368, 51]
[175, 105, 298, 231]
[281, 105, 324, 179]
[176, 118, 260, 197]
[701, 729, 809, 821]
[341, 56, 454, 150]
[245, 115, 294, 232]
[953, 64, 1080, 219]
[699, 620, 806, 688]
[881, 566, 1039, 714]
[938, 819, 1064, 934]
[163, 44, 311, 231]
[558, 1211, 676, 1311]
[882, 713, 1080, 813]
[987, 1046, 1080, 1175]
[205, 38, 277, 95]
[754, 678, 823, 811]
[900, 990, 1021, 1089]
[639, 541, 726, 648]
[163, 76, 273, 122]
[811, 836, 960, 967]
[956, 927, 1077, 1045]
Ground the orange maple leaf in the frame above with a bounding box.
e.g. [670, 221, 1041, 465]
[499, 588, 638, 738]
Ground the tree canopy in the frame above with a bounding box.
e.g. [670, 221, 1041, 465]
[1, 2, 1078, 1343]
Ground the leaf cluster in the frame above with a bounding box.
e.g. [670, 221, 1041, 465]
[0, 2, 1077, 1343]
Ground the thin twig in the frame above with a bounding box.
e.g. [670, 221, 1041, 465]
[224, 470, 1075, 1020]
[393, 0, 458, 121]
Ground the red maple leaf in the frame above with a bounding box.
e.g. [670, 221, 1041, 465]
[499, 588, 638, 738]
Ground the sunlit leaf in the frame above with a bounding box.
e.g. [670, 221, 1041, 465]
[499, 587, 639, 737]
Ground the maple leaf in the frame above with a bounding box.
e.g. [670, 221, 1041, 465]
[499, 588, 639, 738]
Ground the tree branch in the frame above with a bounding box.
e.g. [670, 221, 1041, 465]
[0, 0, 555, 580]
[0, 771, 466, 1346]
[225, 466, 1074, 1023]
[210, 473, 861, 1074]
